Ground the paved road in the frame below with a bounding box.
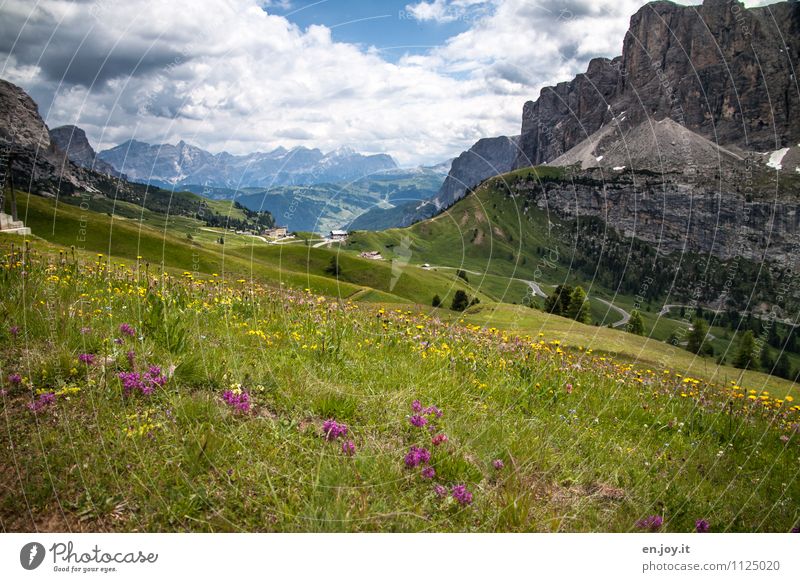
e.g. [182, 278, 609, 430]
[594, 297, 631, 328]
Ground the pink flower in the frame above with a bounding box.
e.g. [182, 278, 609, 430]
[565, 383, 573, 394]
[421, 466, 436, 479]
[411, 399, 423, 413]
[342, 441, 356, 456]
[409, 414, 428, 428]
[78, 353, 96, 365]
[404, 446, 431, 468]
[322, 419, 348, 440]
[434, 484, 448, 498]
[431, 433, 448, 446]
[492, 459, 504, 470]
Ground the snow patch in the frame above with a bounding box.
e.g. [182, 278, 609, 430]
[767, 148, 789, 170]
[595, 155, 604, 162]
[613, 166, 626, 171]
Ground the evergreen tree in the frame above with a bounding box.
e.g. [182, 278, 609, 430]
[627, 309, 645, 335]
[567, 286, 591, 324]
[733, 330, 757, 369]
[432, 294, 441, 308]
[544, 285, 574, 316]
[774, 353, 792, 379]
[759, 344, 774, 373]
[325, 256, 341, 276]
[450, 290, 470, 312]
[687, 318, 710, 355]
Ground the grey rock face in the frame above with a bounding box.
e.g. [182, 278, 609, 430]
[431, 135, 524, 211]
[516, 0, 800, 168]
[49, 125, 119, 177]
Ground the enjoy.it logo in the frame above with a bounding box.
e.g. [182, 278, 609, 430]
[19, 542, 46, 570]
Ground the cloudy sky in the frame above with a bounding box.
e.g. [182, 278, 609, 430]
[0, 0, 781, 165]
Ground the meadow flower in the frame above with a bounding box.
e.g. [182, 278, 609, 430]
[126, 350, 136, 367]
[79, 327, 90, 334]
[222, 389, 251, 413]
[78, 353, 96, 365]
[28, 392, 56, 412]
[636, 515, 664, 531]
[434, 484, 448, 498]
[119, 323, 136, 337]
[421, 466, 436, 479]
[411, 399, 423, 413]
[431, 433, 448, 446]
[8, 373, 22, 385]
[118, 366, 167, 397]
[342, 440, 356, 456]
[409, 414, 428, 428]
[451, 484, 473, 506]
[322, 419, 348, 440]
[695, 519, 710, 533]
[565, 383, 573, 394]
[492, 459, 504, 470]
[404, 446, 431, 468]
[424, 405, 443, 418]
[9, 325, 20, 337]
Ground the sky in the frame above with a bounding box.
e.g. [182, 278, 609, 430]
[0, 0, 782, 166]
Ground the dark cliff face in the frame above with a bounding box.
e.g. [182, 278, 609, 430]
[517, 0, 800, 167]
[432, 135, 523, 210]
[49, 125, 119, 177]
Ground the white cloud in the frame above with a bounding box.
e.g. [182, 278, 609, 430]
[0, 0, 784, 166]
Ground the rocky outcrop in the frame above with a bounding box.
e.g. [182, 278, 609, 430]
[432, 135, 524, 210]
[97, 140, 398, 188]
[49, 125, 119, 177]
[516, 0, 800, 167]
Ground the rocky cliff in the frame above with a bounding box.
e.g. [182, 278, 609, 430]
[516, 0, 800, 167]
[49, 125, 119, 177]
[432, 135, 523, 210]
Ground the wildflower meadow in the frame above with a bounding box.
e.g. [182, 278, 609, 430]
[1, 240, 798, 532]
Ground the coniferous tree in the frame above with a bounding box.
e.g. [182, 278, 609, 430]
[567, 286, 591, 324]
[627, 310, 644, 335]
[450, 290, 470, 312]
[733, 330, 757, 370]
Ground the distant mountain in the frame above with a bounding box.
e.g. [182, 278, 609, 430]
[49, 125, 120, 177]
[97, 140, 399, 188]
[213, 166, 447, 233]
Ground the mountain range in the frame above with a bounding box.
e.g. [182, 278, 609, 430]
[96, 140, 399, 189]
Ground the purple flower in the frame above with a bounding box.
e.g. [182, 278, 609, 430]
[636, 515, 664, 532]
[118, 365, 167, 397]
[451, 484, 473, 506]
[113, 338, 124, 345]
[409, 414, 428, 428]
[404, 446, 431, 468]
[791, 525, 800, 533]
[8, 373, 22, 385]
[434, 484, 448, 498]
[424, 405, 443, 418]
[119, 323, 136, 337]
[342, 440, 356, 456]
[28, 392, 56, 412]
[221, 390, 251, 413]
[411, 399, 423, 413]
[322, 419, 348, 440]
[79, 327, 91, 335]
[421, 466, 436, 479]
[78, 353, 96, 365]
[126, 350, 136, 367]
[9, 325, 20, 337]
[492, 459, 505, 470]
[695, 519, 710, 533]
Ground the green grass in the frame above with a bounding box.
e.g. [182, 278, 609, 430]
[1, 240, 798, 532]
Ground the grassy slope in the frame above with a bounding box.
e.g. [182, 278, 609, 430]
[1, 242, 798, 532]
[5, 191, 488, 306]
